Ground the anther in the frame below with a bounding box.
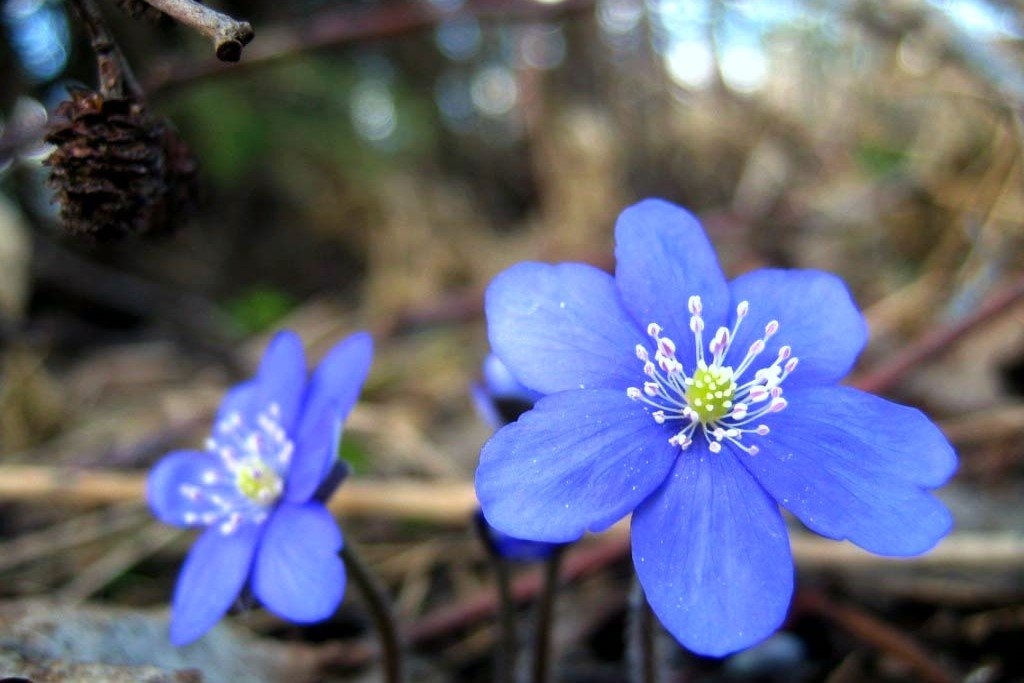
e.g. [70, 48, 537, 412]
[658, 337, 676, 357]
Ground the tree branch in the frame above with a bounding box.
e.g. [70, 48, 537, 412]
[141, 0, 254, 62]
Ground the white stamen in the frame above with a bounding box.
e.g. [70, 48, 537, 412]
[625, 298, 796, 458]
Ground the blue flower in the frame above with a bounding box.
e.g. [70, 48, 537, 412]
[472, 355, 562, 562]
[148, 330, 373, 645]
[471, 353, 544, 431]
[475, 199, 956, 656]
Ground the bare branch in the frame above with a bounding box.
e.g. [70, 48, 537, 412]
[141, 0, 254, 62]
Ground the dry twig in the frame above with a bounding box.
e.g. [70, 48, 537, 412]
[142, 0, 253, 62]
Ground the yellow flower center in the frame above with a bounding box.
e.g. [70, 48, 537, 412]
[235, 460, 283, 504]
[685, 363, 736, 424]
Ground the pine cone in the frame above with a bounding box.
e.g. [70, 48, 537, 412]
[44, 88, 198, 240]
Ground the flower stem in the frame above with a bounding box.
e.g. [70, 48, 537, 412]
[628, 578, 659, 683]
[488, 555, 517, 683]
[341, 539, 404, 683]
[530, 546, 565, 683]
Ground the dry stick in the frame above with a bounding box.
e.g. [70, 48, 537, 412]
[409, 536, 630, 646]
[1, 465, 1023, 568]
[58, 524, 182, 604]
[852, 273, 1024, 395]
[141, 0, 253, 62]
[0, 467, 478, 522]
[145, 0, 597, 96]
[66, 0, 141, 97]
[0, 503, 148, 573]
[797, 590, 957, 683]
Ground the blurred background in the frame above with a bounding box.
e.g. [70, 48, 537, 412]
[1, 0, 1023, 680]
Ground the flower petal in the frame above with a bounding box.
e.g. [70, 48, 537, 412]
[147, 450, 225, 527]
[726, 269, 867, 388]
[632, 450, 793, 657]
[476, 511, 564, 562]
[255, 330, 308, 430]
[614, 199, 730, 361]
[214, 378, 261, 426]
[169, 522, 260, 646]
[287, 332, 374, 503]
[252, 503, 346, 623]
[487, 262, 645, 394]
[214, 331, 307, 431]
[742, 386, 955, 556]
[476, 389, 678, 543]
[483, 353, 542, 403]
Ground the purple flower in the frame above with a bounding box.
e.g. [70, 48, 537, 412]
[471, 354, 544, 431]
[472, 355, 562, 562]
[148, 330, 373, 645]
[475, 199, 956, 656]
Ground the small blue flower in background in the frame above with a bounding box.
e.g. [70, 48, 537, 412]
[472, 354, 562, 562]
[471, 353, 543, 431]
[148, 330, 373, 645]
[476, 199, 957, 656]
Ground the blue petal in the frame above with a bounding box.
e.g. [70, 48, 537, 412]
[470, 382, 505, 431]
[475, 511, 564, 562]
[214, 378, 261, 427]
[476, 389, 678, 543]
[614, 199, 730, 363]
[631, 450, 793, 657]
[726, 269, 867, 388]
[255, 330, 308, 430]
[482, 354, 542, 403]
[287, 332, 373, 503]
[742, 386, 956, 556]
[486, 262, 645, 394]
[170, 522, 261, 646]
[147, 450, 225, 527]
[213, 331, 307, 431]
[252, 503, 346, 623]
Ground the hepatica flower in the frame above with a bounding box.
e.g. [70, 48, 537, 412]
[148, 330, 373, 645]
[476, 199, 956, 656]
[472, 355, 562, 562]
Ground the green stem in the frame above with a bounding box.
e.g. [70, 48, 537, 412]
[341, 539, 404, 683]
[530, 547, 565, 683]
